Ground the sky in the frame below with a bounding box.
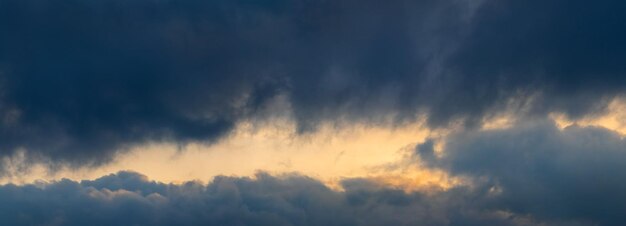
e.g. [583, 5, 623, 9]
[1, 0, 626, 225]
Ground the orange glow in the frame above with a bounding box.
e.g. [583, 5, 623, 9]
[1, 118, 459, 191]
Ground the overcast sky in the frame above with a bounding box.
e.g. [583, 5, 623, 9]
[1, 0, 626, 225]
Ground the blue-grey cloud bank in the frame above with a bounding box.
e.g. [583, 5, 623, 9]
[0, 169, 601, 226]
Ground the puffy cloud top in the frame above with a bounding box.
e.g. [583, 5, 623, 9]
[0, 171, 578, 226]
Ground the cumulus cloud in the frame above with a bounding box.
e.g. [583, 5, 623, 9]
[417, 120, 626, 225]
[0, 0, 625, 169]
[0, 170, 577, 226]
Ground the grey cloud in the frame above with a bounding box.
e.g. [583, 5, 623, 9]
[418, 120, 626, 225]
[0, 0, 465, 169]
[1, 0, 626, 169]
[441, 0, 626, 123]
[0, 171, 574, 226]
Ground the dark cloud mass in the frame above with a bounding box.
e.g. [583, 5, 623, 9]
[418, 120, 626, 226]
[0, 171, 582, 226]
[0, 0, 456, 167]
[0, 0, 625, 166]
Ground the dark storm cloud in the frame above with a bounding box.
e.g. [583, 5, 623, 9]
[417, 120, 626, 225]
[0, 0, 626, 167]
[437, 0, 626, 125]
[0, 0, 465, 168]
[0, 170, 578, 226]
[0, 0, 281, 167]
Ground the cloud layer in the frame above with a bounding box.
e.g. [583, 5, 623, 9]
[1, 0, 625, 167]
[0, 170, 567, 226]
[417, 120, 626, 225]
[1, 1, 626, 224]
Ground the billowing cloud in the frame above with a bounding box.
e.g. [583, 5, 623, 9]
[417, 120, 626, 225]
[0, 0, 626, 171]
[0, 0, 463, 169]
[443, 0, 626, 123]
[0, 170, 582, 226]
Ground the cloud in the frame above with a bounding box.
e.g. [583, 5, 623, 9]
[0, 0, 460, 169]
[0, 170, 582, 226]
[0, 0, 625, 168]
[442, 0, 626, 123]
[417, 120, 626, 225]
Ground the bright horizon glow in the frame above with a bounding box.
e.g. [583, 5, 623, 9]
[3, 97, 625, 191]
[1, 118, 458, 190]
